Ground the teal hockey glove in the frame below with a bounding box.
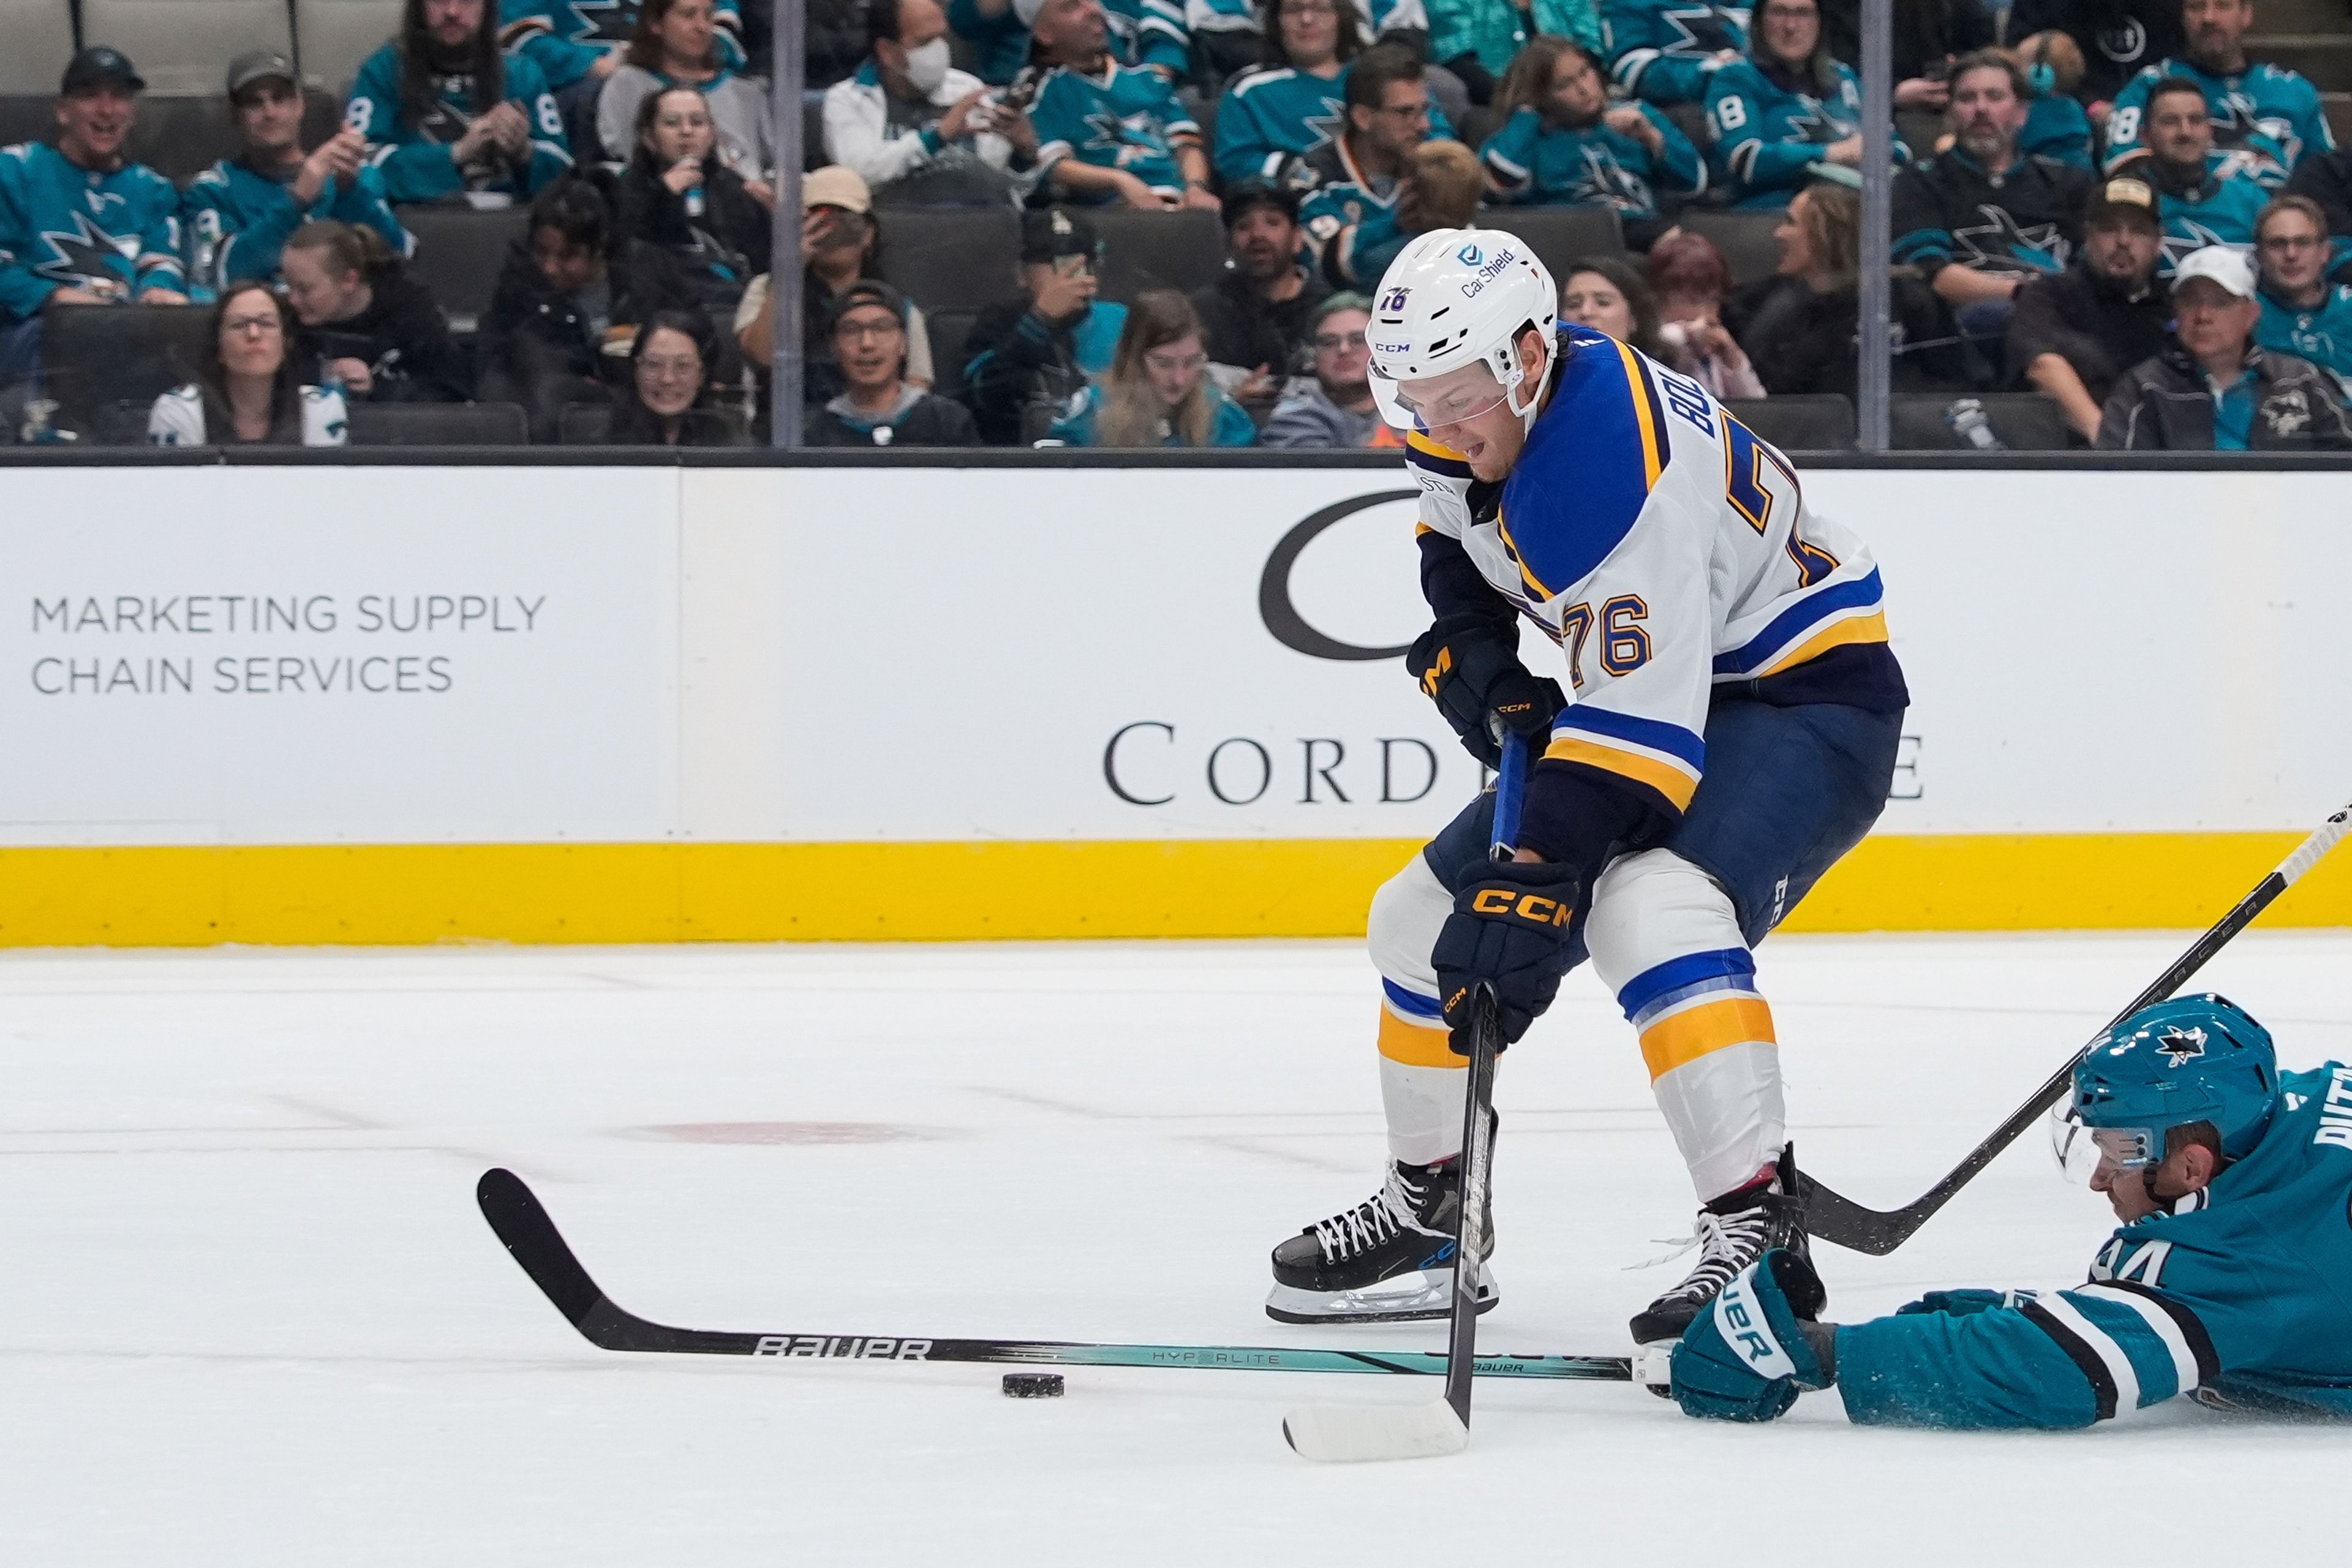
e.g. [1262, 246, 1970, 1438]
[1670, 1249, 1833, 1422]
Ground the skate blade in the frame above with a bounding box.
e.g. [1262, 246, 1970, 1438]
[1264, 1264, 1496, 1325]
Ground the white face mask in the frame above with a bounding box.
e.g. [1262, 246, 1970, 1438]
[901, 37, 951, 96]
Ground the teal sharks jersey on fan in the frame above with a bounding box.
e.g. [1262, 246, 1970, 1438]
[182, 157, 413, 295]
[2106, 55, 2334, 189]
[2154, 156, 2269, 277]
[346, 45, 575, 203]
[1214, 62, 1456, 186]
[0, 141, 183, 320]
[1834, 1063, 2352, 1428]
[1602, 0, 1749, 107]
[1030, 61, 1199, 198]
[497, 0, 744, 90]
[1479, 104, 1703, 221]
[1705, 56, 1883, 209]
[2258, 282, 2352, 399]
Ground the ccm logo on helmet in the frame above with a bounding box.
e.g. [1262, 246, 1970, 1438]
[1460, 247, 1520, 299]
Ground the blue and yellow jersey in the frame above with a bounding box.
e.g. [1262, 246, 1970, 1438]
[1406, 324, 1892, 859]
[1833, 1063, 2352, 1428]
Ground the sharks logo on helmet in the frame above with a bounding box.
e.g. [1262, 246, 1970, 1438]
[2158, 1026, 2210, 1066]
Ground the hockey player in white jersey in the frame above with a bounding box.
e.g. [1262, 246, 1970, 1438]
[1265, 227, 1908, 1346]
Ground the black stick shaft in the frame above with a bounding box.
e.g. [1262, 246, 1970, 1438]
[1803, 801, 2352, 1254]
[478, 1168, 1632, 1382]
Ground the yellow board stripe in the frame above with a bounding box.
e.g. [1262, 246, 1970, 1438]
[0, 831, 2346, 946]
[1640, 996, 1777, 1079]
[1610, 338, 1665, 487]
[1543, 736, 1700, 810]
[1378, 1004, 1461, 1068]
[1756, 609, 1891, 679]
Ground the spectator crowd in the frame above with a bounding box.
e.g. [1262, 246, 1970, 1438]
[4, 0, 2352, 450]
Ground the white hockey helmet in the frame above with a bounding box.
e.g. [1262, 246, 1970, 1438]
[1364, 227, 1559, 434]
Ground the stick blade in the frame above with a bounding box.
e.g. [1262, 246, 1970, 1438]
[1282, 1400, 1470, 1463]
[477, 1167, 609, 1331]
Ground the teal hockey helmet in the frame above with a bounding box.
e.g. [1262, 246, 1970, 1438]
[2054, 995, 2278, 1179]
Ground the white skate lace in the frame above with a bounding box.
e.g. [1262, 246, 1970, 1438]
[1311, 1165, 1426, 1262]
[1635, 1207, 1773, 1297]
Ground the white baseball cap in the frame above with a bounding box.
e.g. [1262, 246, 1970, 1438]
[2172, 245, 2257, 300]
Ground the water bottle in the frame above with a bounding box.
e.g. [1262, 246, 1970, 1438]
[18, 398, 74, 443]
[1944, 398, 2004, 450]
[684, 182, 706, 219]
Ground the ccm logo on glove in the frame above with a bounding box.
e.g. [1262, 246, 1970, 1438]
[1468, 888, 1572, 926]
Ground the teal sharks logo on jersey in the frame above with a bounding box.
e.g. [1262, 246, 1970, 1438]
[1652, 5, 1750, 57]
[2160, 216, 2241, 273]
[556, 0, 635, 45]
[1568, 147, 1656, 215]
[1951, 204, 2070, 273]
[1082, 108, 1172, 168]
[34, 209, 136, 289]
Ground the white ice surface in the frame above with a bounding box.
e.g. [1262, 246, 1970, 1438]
[6, 933, 2351, 1563]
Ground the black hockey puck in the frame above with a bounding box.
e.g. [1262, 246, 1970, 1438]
[1001, 1371, 1065, 1398]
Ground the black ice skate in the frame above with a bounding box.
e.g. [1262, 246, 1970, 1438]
[1629, 1145, 1809, 1346]
[1265, 1155, 1498, 1324]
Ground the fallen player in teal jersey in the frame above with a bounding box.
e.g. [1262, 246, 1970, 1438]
[1673, 993, 2352, 1427]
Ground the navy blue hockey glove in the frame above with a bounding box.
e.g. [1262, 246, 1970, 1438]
[1670, 1250, 1834, 1423]
[1430, 858, 1580, 1053]
[1407, 614, 1566, 772]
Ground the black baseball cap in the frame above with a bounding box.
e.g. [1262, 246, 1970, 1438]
[1020, 207, 1101, 265]
[1220, 178, 1300, 228]
[829, 279, 910, 329]
[62, 47, 145, 95]
[2085, 174, 2162, 230]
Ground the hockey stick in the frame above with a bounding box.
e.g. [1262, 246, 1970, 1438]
[477, 1167, 1648, 1383]
[1800, 799, 2352, 1256]
[1283, 731, 1529, 1462]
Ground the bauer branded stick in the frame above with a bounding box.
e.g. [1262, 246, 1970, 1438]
[477, 1168, 1642, 1382]
[1800, 799, 2352, 1256]
[1283, 731, 1529, 1462]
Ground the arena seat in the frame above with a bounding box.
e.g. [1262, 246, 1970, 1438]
[1676, 208, 1785, 284]
[350, 399, 531, 445]
[876, 208, 1020, 314]
[0, 96, 56, 153]
[1090, 208, 1226, 302]
[1897, 108, 1947, 160]
[925, 306, 979, 399]
[1891, 391, 2077, 451]
[123, 96, 244, 182]
[1722, 393, 1853, 451]
[1486, 206, 1625, 277]
[81, 0, 294, 96]
[1662, 101, 1708, 153]
[295, 0, 398, 96]
[42, 303, 214, 436]
[558, 402, 611, 443]
[395, 205, 530, 329]
[0, 2, 77, 96]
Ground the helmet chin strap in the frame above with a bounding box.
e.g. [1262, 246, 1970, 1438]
[1504, 332, 1559, 434]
